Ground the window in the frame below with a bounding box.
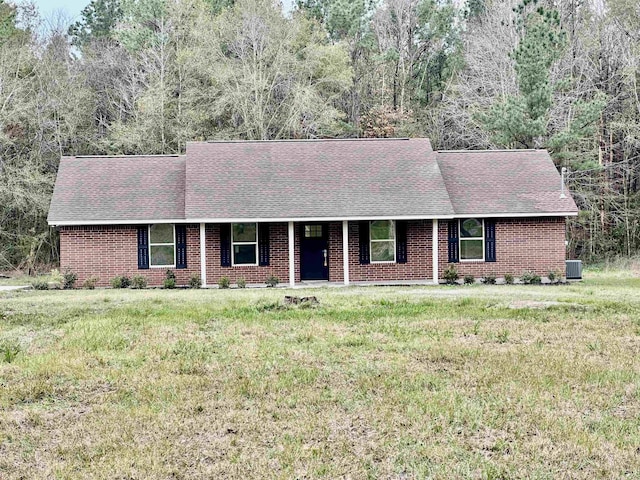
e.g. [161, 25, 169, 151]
[304, 225, 323, 238]
[370, 220, 396, 263]
[232, 223, 258, 265]
[149, 224, 175, 267]
[459, 218, 484, 261]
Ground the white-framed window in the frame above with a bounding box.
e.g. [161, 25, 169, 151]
[459, 218, 484, 261]
[149, 224, 176, 267]
[232, 223, 258, 266]
[370, 220, 396, 263]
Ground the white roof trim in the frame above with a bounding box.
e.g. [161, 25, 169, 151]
[48, 211, 577, 226]
[452, 211, 578, 218]
[48, 218, 187, 226]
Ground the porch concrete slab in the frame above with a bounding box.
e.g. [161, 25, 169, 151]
[294, 280, 439, 288]
[202, 280, 440, 289]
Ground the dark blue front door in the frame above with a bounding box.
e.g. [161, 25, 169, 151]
[300, 224, 329, 280]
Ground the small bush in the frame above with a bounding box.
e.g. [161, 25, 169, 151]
[189, 274, 202, 289]
[237, 277, 246, 288]
[443, 266, 459, 285]
[218, 277, 230, 289]
[110, 275, 131, 289]
[521, 271, 542, 285]
[163, 270, 177, 289]
[83, 277, 98, 289]
[0, 341, 20, 363]
[49, 268, 63, 284]
[31, 280, 49, 290]
[265, 275, 280, 288]
[62, 269, 77, 289]
[504, 273, 514, 285]
[547, 270, 562, 284]
[463, 275, 475, 285]
[481, 274, 496, 285]
[131, 275, 148, 289]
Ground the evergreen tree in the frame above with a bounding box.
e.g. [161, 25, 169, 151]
[479, 0, 565, 148]
[69, 0, 123, 46]
[0, 0, 22, 44]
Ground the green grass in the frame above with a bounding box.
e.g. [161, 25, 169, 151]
[1, 273, 640, 478]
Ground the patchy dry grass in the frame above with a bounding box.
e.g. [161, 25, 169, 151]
[1, 274, 640, 479]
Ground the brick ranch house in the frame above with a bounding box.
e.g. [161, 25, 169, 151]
[47, 138, 578, 287]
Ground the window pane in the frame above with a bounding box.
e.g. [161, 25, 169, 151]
[304, 225, 323, 238]
[234, 244, 256, 265]
[460, 239, 483, 260]
[150, 224, 174, 244]
[461, 219, 483, 238]
[233, 223, 257, 242]
[150, 245, 175, 266]
[371, 220, 394, 240]
[371, 241, 395, 262]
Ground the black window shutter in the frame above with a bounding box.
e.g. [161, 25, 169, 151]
[485, 219, 496, 262]
[447, 220, 459, 263]
[258, 223, 270, 266]
[359, 221, 370, 265]
[137, 226, 149, 269]
[220, 223, 231, 267]
[396, 220, 408, 264]
[176, 225, 187, 269]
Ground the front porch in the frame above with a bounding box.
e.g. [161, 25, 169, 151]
[199, 220, 441, 288]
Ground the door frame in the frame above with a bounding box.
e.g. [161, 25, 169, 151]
[300, 222, 330, 281]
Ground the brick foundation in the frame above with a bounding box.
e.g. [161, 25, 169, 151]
[59, 217, 567, 287]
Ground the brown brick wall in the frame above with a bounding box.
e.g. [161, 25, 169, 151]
[59, 217, 567, 287]
[206, 223, 290, 285]
[438, 217, 566, 278]
[348, 220, 433, 282]
[59, 225, 201, 287]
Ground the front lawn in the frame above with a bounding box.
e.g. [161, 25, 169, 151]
[1, 275, 639, 478]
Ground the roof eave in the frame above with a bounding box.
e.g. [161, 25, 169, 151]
[47, 210, 578, 226]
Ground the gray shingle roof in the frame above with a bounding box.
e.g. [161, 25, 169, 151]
[437, 149, 578, 215]
[47, 139, 578, 225]
[47, 155, 185, 224]
[186, 138, 454, 220]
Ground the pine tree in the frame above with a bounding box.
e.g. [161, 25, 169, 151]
[69, 0, 123, 47]
[479, 0, 565, 148]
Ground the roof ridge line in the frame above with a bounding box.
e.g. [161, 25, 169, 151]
[72, 154, 183, 158]
[201, 138, 412, 144]
[437, 149, 544, 153]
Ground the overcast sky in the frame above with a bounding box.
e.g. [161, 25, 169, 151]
[32, 0, 87, 22]
[30, 0, 296, 25]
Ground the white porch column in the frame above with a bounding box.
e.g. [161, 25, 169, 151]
[432, 219, 439, 285]
[199, 223, 207, 287]
[342, 220, 350, 285]
[288, 221, 295, 287]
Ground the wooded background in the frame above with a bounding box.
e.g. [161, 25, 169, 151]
[1, 0, 639, 271]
